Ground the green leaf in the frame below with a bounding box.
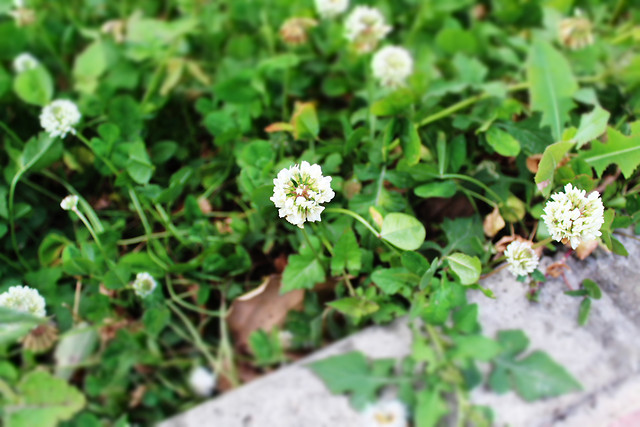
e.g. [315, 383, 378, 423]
[327, 297, 379, 319]
[4, 370, 85, 427]
[370, 89, 414, 116]
[447, 253, 481, 285]
[371, 267, 417, 295]
[143, 306, 170, 337]
[0, 308, 47, 346]
[486, 126, 521, 157]
[509, 351, 582, 401]
[73, 40, 110, 93]
[534, 141, 575, 197]
[13, 66, 54, 106]
[527, 38, 578, 141]
[331, 229, 362, 276]
[578, 298, 591, 326]
[380, 213, 426, 251]
[248, 329, 283, 366]
[401, 121, 421, 166]
[125, 141, 154, 184]
[452, 335, 502, 361]
[490, 329, 582, 401]
[292, 102, 319, 140]
[573, 106, 610, 148]
[281, 253, 325, 292]
[401, 251, 430, 276]
[54, 323, 98, 381]
[307, 351, 394, 409]
[582, 279, 601, 300]
[581, 126, 640, 178]
[415, 387, 449, 427]
[414, 181, 457, 199]
[452, 304, 479, 334]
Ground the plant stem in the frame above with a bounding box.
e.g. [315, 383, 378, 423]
[301, 227, 326, 272]
[166, 276, 221, 317]
[166, 301, 218, 372]
[76, 133, 120, 177]
[418, 82, 528, 128]
[325, 207, 381, 238]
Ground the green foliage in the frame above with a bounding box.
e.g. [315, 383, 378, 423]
[447, 253, 482, 286]
[4, 371, 85, 427]
[581, 124, 640, 178]
[489, 330, 582, 401]
[380, 213, 426, 251]
[307, 352, 396, 409]
[527, 38, 578, 141]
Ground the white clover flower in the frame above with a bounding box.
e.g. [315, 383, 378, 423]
[39, 100, 82, 139]
[270, 161, 335, 229]
[504, 241, 539, 277]
[60, 195, 79, 211]
[559, 15, 594, 50]
[372, 46, 413, 89]
[314, 0, 348, 19]
[0, 285, 46, 318]
[344, 6, 392, 54]
[13, 53, 39, 73]
[542, 183, 604, 249]
[132, 273, 157, 298]
[361, 399, 407, 427]
[188, 366, 217, 397]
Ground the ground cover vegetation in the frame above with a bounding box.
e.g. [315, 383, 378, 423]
[1, 0, 639, 425]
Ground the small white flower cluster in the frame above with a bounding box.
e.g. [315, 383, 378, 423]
[271, 161, 335, 228]
[60, 195, 79, 211]
[314, 0, 349, 19]
[559, 15, 594, 50]
[188, 366, 217, 397]
[504, 241, 539, 277]
[372, 46, 413, 89]
[0, 285, 46, 318]
[40, 100, 82, 139]
[542, 184, 604, 249]
[361, 399, 407, 427]
[13, 52, 39, 73]
[344, 6, 391, 53]
[132, 272, 157, 298]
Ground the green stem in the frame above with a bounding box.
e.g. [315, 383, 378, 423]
[325, 207, 381, 238]
[418, 82, 528, 128]
[217, 300, 239, 387]
[129, 189, 170, 271]
[117, 231, 173, 246]
[166, 276, 221, 317]
[301, 227, 326, 272]
[76, 133, 120, 177]
[166, 301, 218, 371]
[0, 121, 24, 147]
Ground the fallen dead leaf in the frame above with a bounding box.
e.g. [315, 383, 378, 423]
[575, 239, 599, 260]
[546, 261, 570, 278]
[227, 275, 304, 349]
[483, 207, 506, 238]
[526, 154, 543, 174]
[129, 385, 147, 408]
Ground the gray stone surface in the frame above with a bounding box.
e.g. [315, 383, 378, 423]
[160, 234, 640, 427]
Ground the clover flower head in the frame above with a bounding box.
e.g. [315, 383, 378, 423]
[280, 17, 318, 46]
[188, 366, 217, 397]
[132, 272, 157, 298]
[504, 240, 539, 277]
[39, 100, 81, 139]
[314, 0, 348, 19]
[345, 6, 392, 53]
[361, 399, 407, 427]
[372, 46, 413, 89]
[270, 161, 335, 229]
[60, 195, 79, 211]
[542, 183, 604, 249]
[13, 53, 39, 73]
[9, 0, 35, 26]
[0, 285, 46, 318]
[559, 13, 594, 50]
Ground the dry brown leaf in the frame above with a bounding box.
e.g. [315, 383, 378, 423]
[226, 275, 304, 349]
[129, 385, 147, 408]
[575, 239, 599, 260]
[197, 197, 212, 214]
[483, 207, 506, 238]
[546, 261, 570, 278]
[526, 154, 543, 174]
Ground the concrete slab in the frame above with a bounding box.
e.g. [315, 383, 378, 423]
[160, 234, 640, 427]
